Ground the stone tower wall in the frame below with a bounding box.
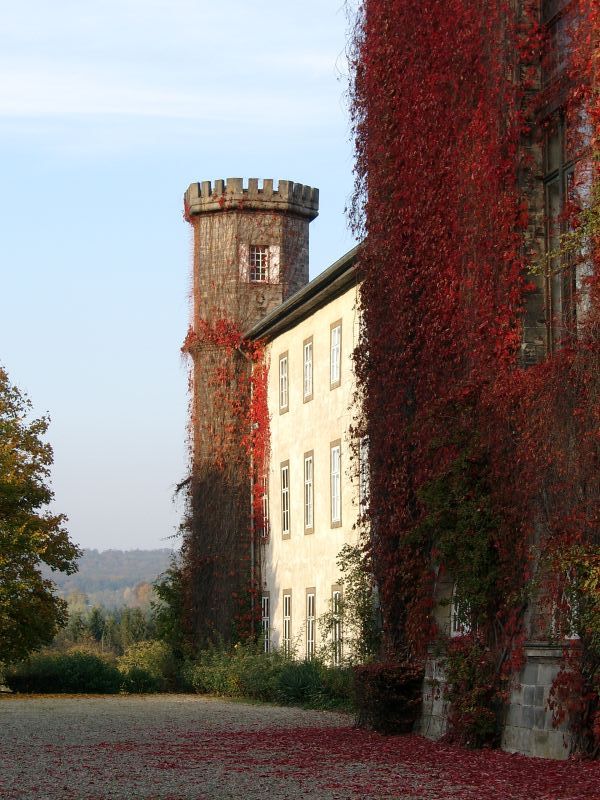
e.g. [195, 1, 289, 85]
[181, 177, 318, 646]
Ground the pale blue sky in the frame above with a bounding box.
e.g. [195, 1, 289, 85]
[0, 1, 357, 551]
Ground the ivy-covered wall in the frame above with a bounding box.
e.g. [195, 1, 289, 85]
[350, 0, 600, 756]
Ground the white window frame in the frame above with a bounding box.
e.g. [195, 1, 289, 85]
[450, 584, 471, 638]
[306, 591, 316, 660]
[304, 452, 314, 532]
[330, 442, 341, 526]
[279, 353, 289, 412]
[330, 322, 342, 387]
[303, 338, 313, 401]
[260, 473, 269, 539]
[249, 245, 269, 283]
[261, 594, 270, 653]
[283, 592, 292, 656]
[332, 589, 342, 667]
[281, 462, 290, 537]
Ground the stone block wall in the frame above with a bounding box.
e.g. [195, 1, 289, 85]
[502, 645, 572, 760]
[418, 655, 448, 740]
[419, 644, 572, 760]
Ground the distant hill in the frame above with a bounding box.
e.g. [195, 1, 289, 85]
[42, 548, 175, 609]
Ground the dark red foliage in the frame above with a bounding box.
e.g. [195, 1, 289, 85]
[351, 0, 534, 658]
[350, 0, 600, 749]
[354, 660, 424, 734]
[135, 726, 600, 799]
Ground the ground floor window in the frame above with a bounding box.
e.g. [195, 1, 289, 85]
[261, 595, 270, 653]
[332, 589, 342, 666]
[306, 591, 316, 659]
[283, 592, 292, 656]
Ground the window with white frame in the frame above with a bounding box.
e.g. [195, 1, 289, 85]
[332, 589, 342, 667]
[279, 353, 288, 412]
[281, 462, 290, 537]
[304, 452, 314, 532]
[261, 595, 270, 653]
[249, 245, 269, 282]
[450, 584, 471, 638]
[330, 442, 341, 526]
[330, 322, 341, 387]
[551, 571, 581, 641]
[283, 593, 292, 656]
[303, 338, 313, 400]
[260, 473, 269, 539]
[306, 591, 316, 659]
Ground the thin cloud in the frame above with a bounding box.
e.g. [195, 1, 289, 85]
[0, 63, 334, 124]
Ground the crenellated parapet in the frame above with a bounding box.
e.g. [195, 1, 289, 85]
[184, 178, 319, 220]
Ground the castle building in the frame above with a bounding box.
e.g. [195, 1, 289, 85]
[182, 177, 364, 649]
[246, 247, 361, 659]
[182, 1, 591, 757]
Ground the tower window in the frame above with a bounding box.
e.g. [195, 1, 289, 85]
[249, 245, 269, 282]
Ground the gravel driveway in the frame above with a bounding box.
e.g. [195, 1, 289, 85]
[1, 694, 600, 800]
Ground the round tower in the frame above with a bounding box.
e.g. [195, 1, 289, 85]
[184, 177, 319, 461]
[181, 177, 319, 646]
[184, 177, 319, 331]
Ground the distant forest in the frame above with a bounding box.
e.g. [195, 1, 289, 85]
[43, 548, 175, 609]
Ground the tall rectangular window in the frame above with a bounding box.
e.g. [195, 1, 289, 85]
[542, 0, 571, 87]
[450, 585, 471, 638]
[330, 322, 342, 388]
[279, 353, 289, 412]
[249, 245, 269, 282]
[544, 115, 577, 349]
[304, 452, 314, 533]
[280, 461, 290, 538]
[330, 441, 341, 526]
[260, 473, 269, 539]
[283, 592, 292, 656]
[332, 589, 342, 667]
[306, 591, 316, 660]
[261, 594, 270, 653]
[303, 337, 313, 401]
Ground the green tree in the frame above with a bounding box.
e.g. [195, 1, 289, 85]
[87, 606, 106, 642]
[102, 614, 121, 652]
[0, 366, 80, 663]
[152, 557, 186, 659]
[65, 610, 86, 644]
[119, 607, 149, 650]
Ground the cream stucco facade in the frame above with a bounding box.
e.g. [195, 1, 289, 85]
[247, 248, 362, 659]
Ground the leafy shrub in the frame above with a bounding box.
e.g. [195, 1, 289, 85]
[185, 641, 286, 701]
[354, 661, 424, 734]
[277, 659, 323, 704]
[319, 665, 354, 707]
[118, 640, 177, 691]
[120, 666, 161, 693]
[184, 641, 353, 709]
[5, 650, 122, 694]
